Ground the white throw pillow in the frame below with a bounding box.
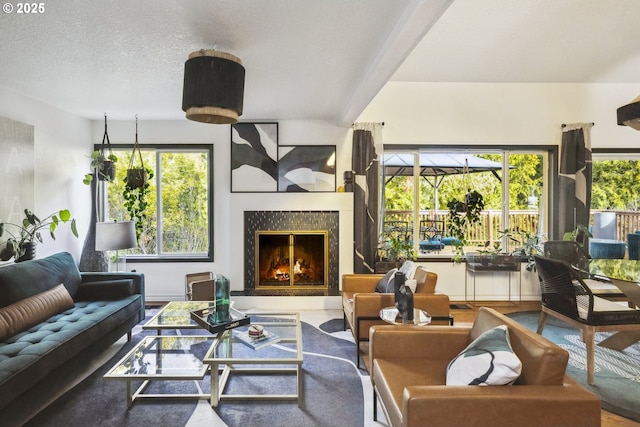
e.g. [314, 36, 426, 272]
[400, 261, 418, 280]
[446, 325, 522, 386]
[404, 279, 417, 292]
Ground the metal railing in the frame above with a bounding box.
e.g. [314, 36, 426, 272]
[384, 209, 640, 250]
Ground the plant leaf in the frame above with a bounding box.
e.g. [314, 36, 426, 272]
[71, 219, 78, 238]
[59, 209, 71, 222]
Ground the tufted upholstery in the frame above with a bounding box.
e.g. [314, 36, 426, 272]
[0, 252, 144, 425]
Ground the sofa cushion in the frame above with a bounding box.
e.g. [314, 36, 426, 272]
[0, 252, 82, 308]
[446, 325, 522, 386]
[74, 279, 134, 300]
[0, 284, 74, 341]
[375, 268, 398, 293]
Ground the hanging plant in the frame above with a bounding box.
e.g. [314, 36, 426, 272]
[123, 116, 153, 241]
[84, 114, 118, 185]
[445, 158, 485, 262]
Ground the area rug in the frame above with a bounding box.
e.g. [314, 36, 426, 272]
[507, 311, 640, 422]
[24, 315, 364, 427]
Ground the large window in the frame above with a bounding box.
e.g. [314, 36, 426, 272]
[591, 150, 640, 238]
[99, 144, 213, 262]
[382, 147, 552, 258]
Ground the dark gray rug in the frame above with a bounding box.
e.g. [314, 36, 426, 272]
[25, 316, 363, 427]
[507, 311, 640, 423]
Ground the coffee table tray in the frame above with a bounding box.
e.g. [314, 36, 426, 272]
[190, 306, 250, 334]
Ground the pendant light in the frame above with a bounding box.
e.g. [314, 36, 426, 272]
[182, 49, 245, 124]
[617, 95, 640, 130]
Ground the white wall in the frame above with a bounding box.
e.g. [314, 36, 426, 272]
[358, 82, 640, 148]
[0, 86, 91, 261]
[91, 118, 353, 301]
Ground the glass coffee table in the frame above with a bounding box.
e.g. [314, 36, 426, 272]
[106, 302, 303, 407]
[204, 312, 303, 407]
[103, 335, 215, 407]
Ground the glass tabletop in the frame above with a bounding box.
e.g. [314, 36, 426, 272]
[204, 312, 302, 363]
[379, 306, 432, 325]
[588, 258, 640, 282]
[104, 335, 214, 379]
[143, 301, 212, 330]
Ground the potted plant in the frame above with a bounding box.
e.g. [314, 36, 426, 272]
[0, 209, 78, 262]
[511, 229, 546, 272]
[446, 189, 485, 262]
[83, 114, 118, 185]
[123, 166, 154, 242]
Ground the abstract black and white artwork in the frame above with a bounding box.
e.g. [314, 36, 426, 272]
[278, 145, 336, 192]
[231, 123, 278, 192]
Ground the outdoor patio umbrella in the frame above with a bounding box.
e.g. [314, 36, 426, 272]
[382, 152, 504, 214]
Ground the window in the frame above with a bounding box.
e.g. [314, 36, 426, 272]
[591, 149, 640, 238]
[99, 144, 213, 261]
[382, 147, 553, 258]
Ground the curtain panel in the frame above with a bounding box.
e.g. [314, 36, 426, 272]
[558, 123, 593, 238]
[351, 125, 382, 273]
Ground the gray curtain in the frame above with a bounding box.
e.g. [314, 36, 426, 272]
[352, 129, 379, 273]
[558, 123, 593, 238]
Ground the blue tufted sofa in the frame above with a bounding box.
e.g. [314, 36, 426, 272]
[0, 252, 144, 426]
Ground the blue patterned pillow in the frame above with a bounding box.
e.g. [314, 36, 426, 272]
[446, 325, 522, 386]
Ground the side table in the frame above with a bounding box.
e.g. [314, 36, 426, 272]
[465, 261, 521, 304]
[379, 306, 432, 326]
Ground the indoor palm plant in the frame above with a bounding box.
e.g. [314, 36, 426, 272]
[0, 209, 78, 261]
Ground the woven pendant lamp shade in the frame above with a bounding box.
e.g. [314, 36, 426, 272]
[182, 50, 245, 124]
[617, 95, 640, 130]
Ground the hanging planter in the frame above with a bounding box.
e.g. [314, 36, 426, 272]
[84, 114, 118, 185]
[126, 118, 147, 189]
[123, 116, 153, 242]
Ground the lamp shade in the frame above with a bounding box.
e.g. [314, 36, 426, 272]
[182, 49, 245, 124]
[95, 221, 137, 251]
[617, 95, 640, 130]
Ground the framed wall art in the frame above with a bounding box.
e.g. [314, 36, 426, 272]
[277, 145, 336, 192]
[231, 122, 278, 192]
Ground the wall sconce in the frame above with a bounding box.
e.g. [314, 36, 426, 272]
[617, 95, 640, 130]
[182, 49, 245, 124]
[95, 221, 137, 272]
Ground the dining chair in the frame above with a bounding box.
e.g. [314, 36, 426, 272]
[533, 255, 640, 384]
[185, 271, 214, 300]
[543, 240, 625, 299]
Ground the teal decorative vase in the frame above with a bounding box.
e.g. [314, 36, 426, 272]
[214, 274, 231, 323]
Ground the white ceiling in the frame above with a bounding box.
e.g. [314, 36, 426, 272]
[2, 0, 640, 126]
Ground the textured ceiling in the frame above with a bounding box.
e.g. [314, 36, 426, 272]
[0, 0, 450, 125]
[2, 0, 640, 126]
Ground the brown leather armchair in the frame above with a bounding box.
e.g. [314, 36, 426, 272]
[342, 266, 452, 368]
[369, 307, 601, 427]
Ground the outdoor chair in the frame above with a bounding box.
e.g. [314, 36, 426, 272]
[533, 255, 640, 384]
[543, 240, 624, 299]
[383, 221, 410, 243]
[185, 271, 214, 300]
[418, 219, 445, 252]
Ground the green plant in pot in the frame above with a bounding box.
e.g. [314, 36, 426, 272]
[83, 114, 118, 185]
[446, 189, 485, 262]
[0, 209, 78, 262]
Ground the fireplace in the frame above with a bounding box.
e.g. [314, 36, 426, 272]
[256, 231, 328, 289]
[244, 211, 339, 296]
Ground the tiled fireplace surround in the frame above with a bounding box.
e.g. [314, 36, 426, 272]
[242, 211, 340, 296]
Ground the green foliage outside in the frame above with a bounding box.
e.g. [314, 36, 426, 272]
[384, 153, 544, 213]
[591, 160, 640, 210]
[106, 150, 209, 255]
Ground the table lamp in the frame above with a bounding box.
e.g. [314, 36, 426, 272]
[95, 221, 137, 272]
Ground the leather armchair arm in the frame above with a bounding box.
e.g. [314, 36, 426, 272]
[401, 384, 601, 427]
[369, 325, 470, 369]
[342, 274, 383, 293]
